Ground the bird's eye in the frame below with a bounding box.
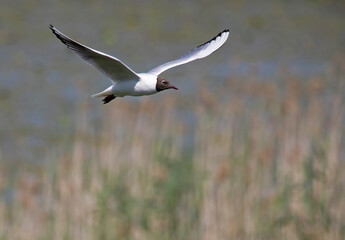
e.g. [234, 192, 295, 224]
[162, 80, 167, 84]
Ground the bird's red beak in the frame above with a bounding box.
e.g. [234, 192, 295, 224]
[169, 85, 178, 90]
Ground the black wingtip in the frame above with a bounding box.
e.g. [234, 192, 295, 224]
[196, 29, 229, 48]
[49, 25, 68, 45]
[213, 29, 230, 39]
[219, 29, 230, 36]
[216, 29, 230, 39]
[49, 24, 57, 35]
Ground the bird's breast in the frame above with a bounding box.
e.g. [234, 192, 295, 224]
[133, 80, 157, 96]
[111, 79, 157, 97]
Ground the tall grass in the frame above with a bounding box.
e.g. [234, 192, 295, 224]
[1, 67, 345, 240]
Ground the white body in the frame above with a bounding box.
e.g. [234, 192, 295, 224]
[49, 25, 229, 99]
[94, 73, 158, 97]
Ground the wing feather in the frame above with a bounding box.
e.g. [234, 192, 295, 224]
[49, 25, 139, 82]
[148, 29, 229, 76]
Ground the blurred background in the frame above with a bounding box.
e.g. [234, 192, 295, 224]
[1, 0, 345, 239]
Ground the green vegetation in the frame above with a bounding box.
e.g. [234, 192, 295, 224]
[1, 0, 344, 239]
[1, 68, 345, 239]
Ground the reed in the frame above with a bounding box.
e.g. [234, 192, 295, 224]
[1, 68, 344, 240]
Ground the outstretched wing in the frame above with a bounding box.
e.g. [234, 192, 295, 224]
[148, 29, 229, 76]
[49, 25, 139, 82]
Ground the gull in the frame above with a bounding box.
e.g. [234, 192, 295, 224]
[49, 25, 229, 104]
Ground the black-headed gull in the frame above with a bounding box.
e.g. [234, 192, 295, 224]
[49, 25, 229, 104]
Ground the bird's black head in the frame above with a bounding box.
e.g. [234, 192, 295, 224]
[156, 77, 178, 92]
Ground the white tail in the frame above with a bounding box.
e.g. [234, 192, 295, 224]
[91, 87, 113, 98]
[91, 92, 105, 98]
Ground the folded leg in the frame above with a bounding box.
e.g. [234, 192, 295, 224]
[102, 95, 116, 104]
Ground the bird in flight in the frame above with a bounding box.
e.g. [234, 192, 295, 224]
[49, 25, 229, 104]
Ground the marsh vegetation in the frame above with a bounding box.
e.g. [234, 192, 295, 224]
[1, 0, 344, 239]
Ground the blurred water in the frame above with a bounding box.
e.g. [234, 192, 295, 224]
[0, 0, 344, 164]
